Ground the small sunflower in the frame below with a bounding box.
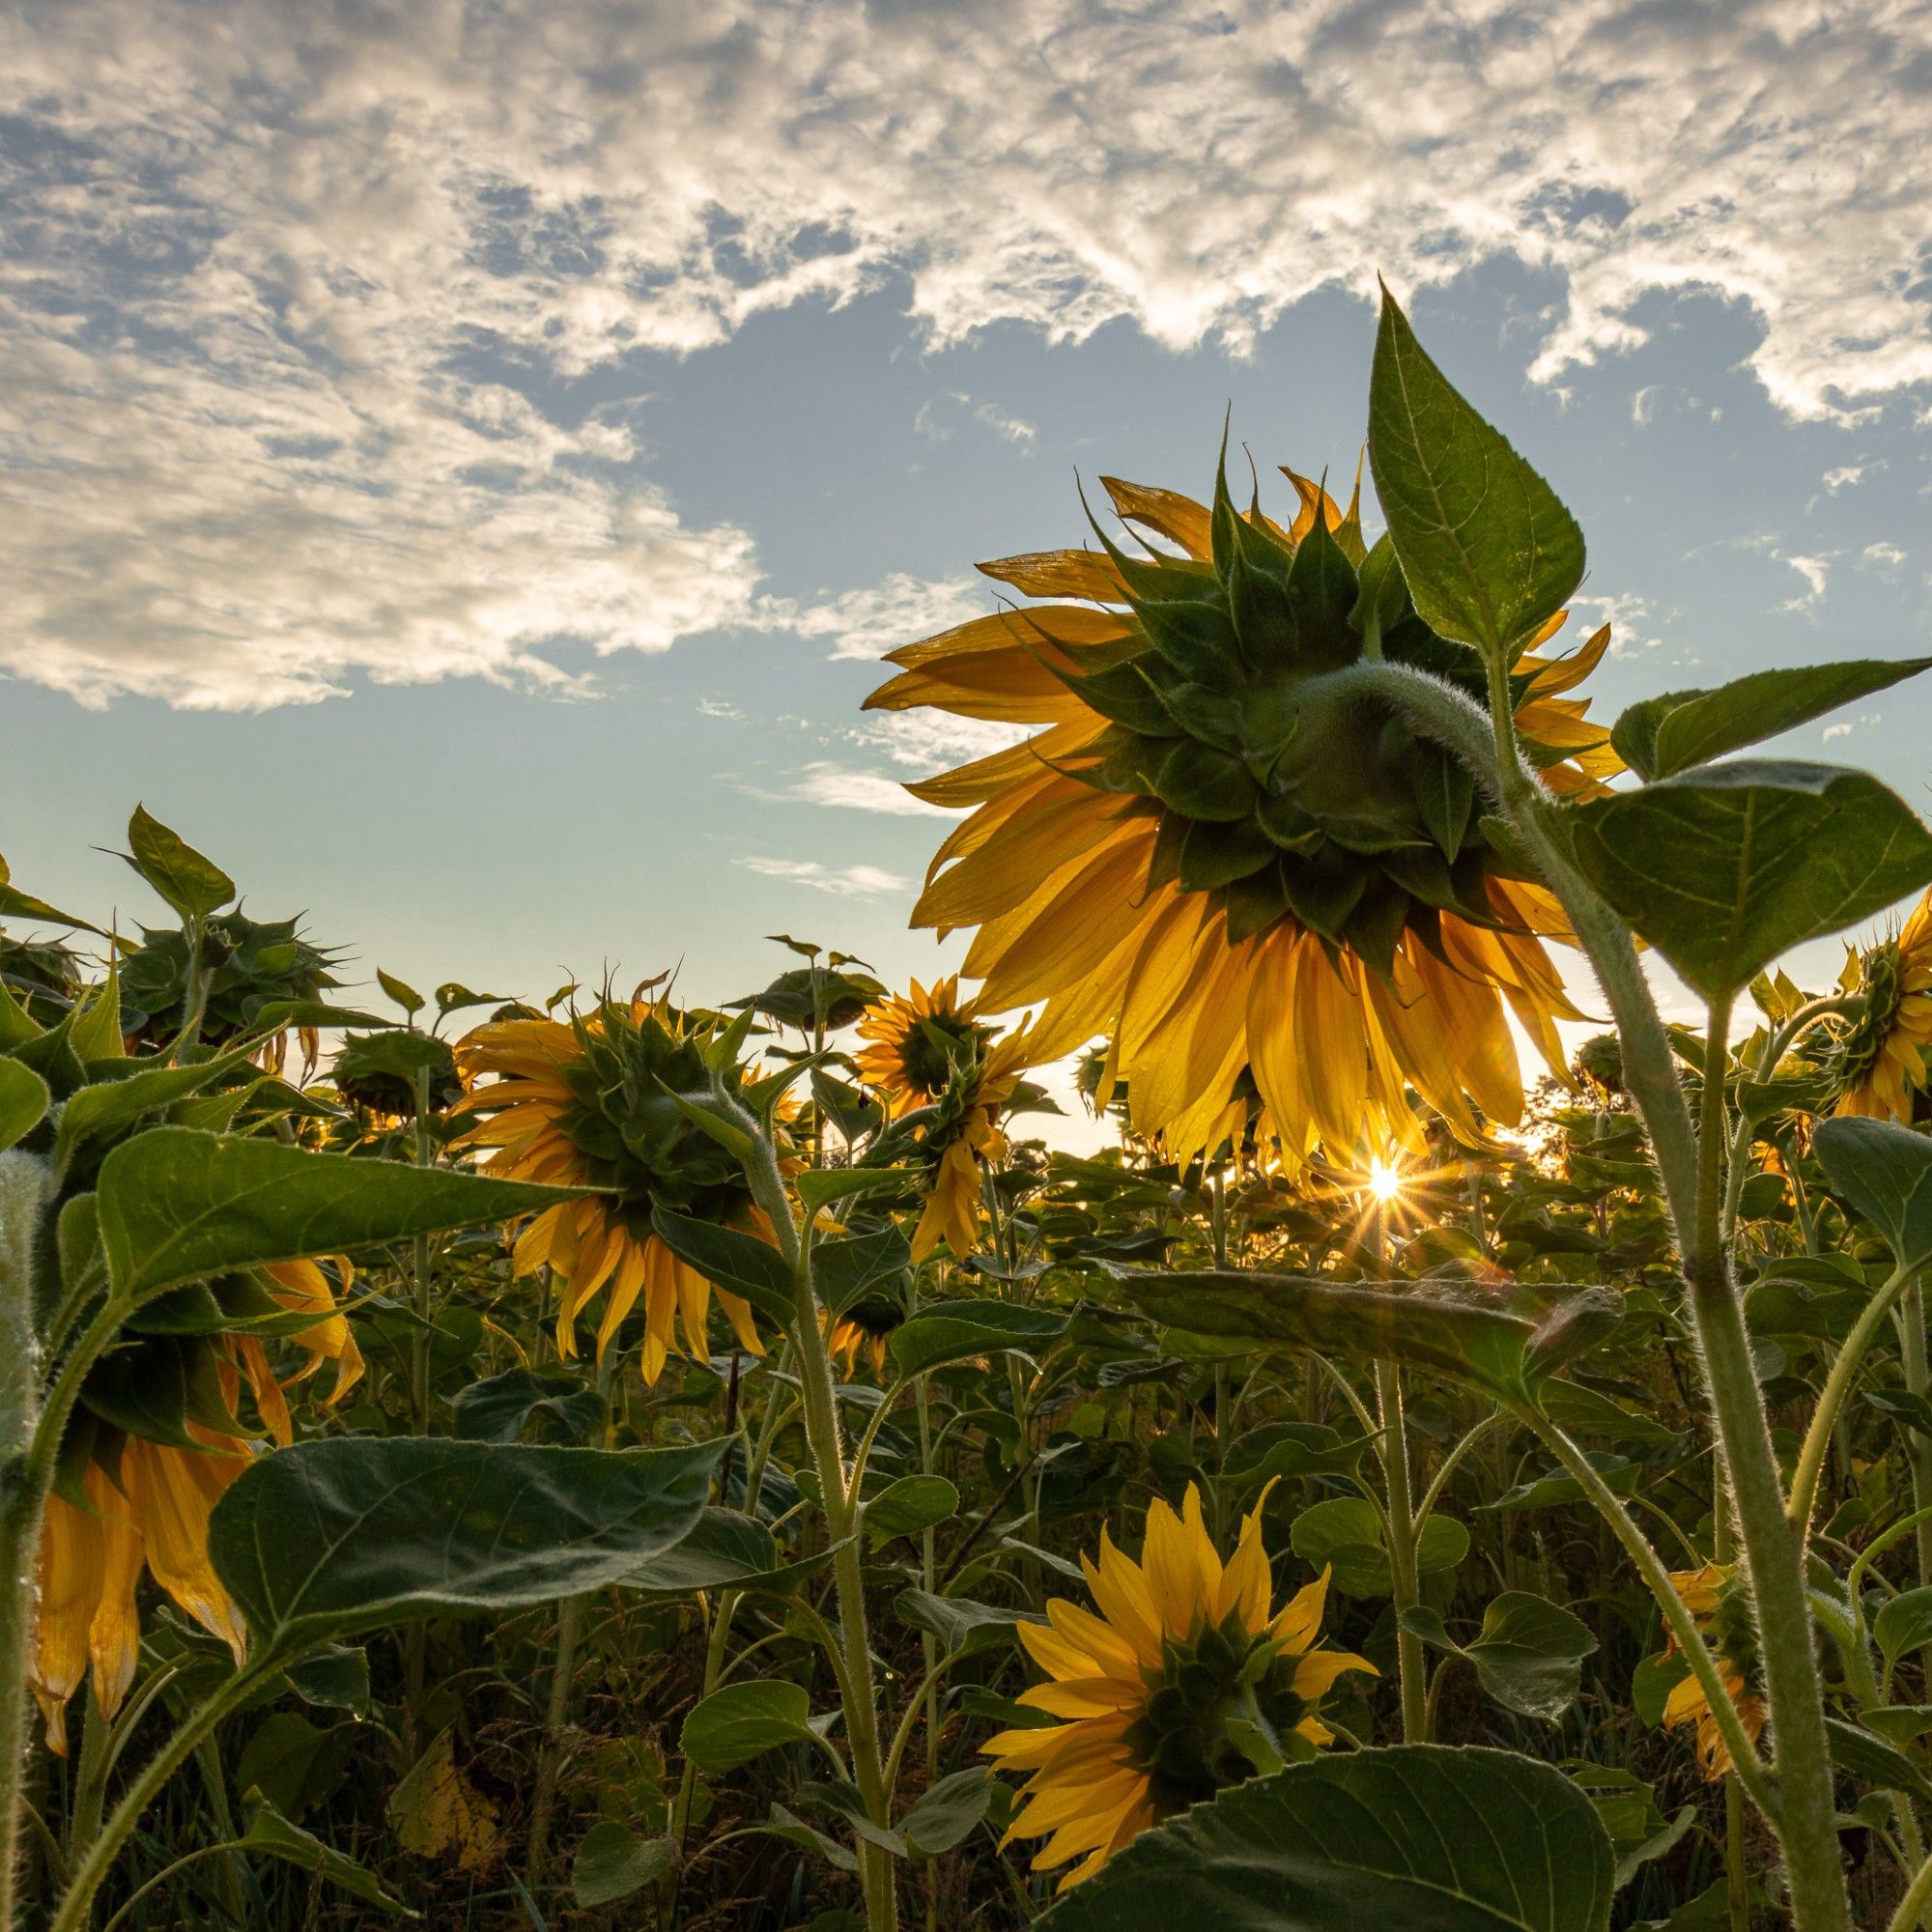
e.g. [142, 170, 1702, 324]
[898, 1030, 1033, 1264]
[854, 977, 991, 1118]
[824, 1291, 905, 1378]
[867, 463, 1614, 1170]
[1831, 890, 1932, 1120]
[29, 1272, 356, 1753]
[1661, 1563, 1768, 1781]
[984, 1481, 1372, 1889]
[453, 997, 769, 1380]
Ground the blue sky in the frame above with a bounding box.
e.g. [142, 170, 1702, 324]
[3, 0, 1930, 1137]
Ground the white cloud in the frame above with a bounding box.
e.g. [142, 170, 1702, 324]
[1823, 465, 1869, 493]
[915, 391, 1038, 447]
[737, 857, 909, 895]
[1822, 711, 1879, 743]
[1778, 553, 1833, 614]
[755, 574, 991, 663]
[782, 762, 960, 816]
[6, 0, 1932, 705]
[1862, 541, 1908, 572]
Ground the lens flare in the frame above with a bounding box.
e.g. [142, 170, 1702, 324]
[1369, 1155, 1403, 1204]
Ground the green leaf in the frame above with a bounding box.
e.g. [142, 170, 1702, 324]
[208, 1436, 722, 1660]
[1613, 659, 1932, 781]
[624, 1508, 838, 1597]
[1036, 1745, 1612, 1932]
[1292, 1497, 1469, 1598]
[650, 1207, 794, 1325]
[680, 1680, 816, 1774]
[240, 1796, 414, 1916]
[0, 1056, 49, 1152]
[1825, 1716, 1932, 1808]
[898, 1769, 993, 1858]
[1566, 761, 1932, 1001]
[895, 1588, 1041, 1660]
[811, 1225, 913, 1317]
[1875, 1587, 1932, 1670]
[889, 1299, 1071, 1378]
[98, 1128, 584, 1301]
[571, 1822, 673, 1908]
[450, 1367, 605, 1444]
[1367, 290, 1584, 667]
[1813, 1117, 1932, 1275]
[377, 969, 426, 1015]
[126, 805, 236, 920]
[1400, 1593, 1598, 1722]
[864, 1475, 958, 1547]
[1105, 1268, 1616, 1404]
[796, 1168, 913, 1211]
[54, 1052, 247, 1178]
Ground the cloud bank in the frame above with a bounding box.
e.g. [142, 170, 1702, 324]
[4, 0, 1928, 708]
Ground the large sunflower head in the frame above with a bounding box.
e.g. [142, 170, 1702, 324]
[453, 995, 770, 1378]
[984, 1480, 1372, 1889]
[120, 908, 343, 1056]
[30, 1265, 358, 1753]
[867, 462, 1615, 1170]
[1830, 890, 1932, 1120]
[1661, 1563, 1767, 1781]
[854, 976, 992, 1118]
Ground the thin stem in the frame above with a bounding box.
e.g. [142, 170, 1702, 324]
[1889, 1849, 1932, 1932]
[1376, 1357, 1427, 1745]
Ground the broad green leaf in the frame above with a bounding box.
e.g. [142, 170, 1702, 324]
[285, 1644, 371, 1719]
[681, 1680, 815, 1774]
[0, 1056, 49, 1152]
[1106, 1269, 1617, 1404]
[624, 1508, 837, 1597]
[895, 1588, 1041, 1659]
[1036, 1745, 1612, 1931]
[1567, 761, 1932, 1000]
[1292, 1497, 1469, 1598]
[1825, 1716, 1932, 1808]
[209, 1436, 722, 1660]
[376, 968, 425, 1015]
[1813, 1116, 1932, 1274]
[898, 1769, 993, 1858]
[126, 805, 236, 920]
[240, 1797, 413, 1915]
[0, 881, 101, 935]
[811, 1224, 913, 1316]
[1400, 1593, 1598, 1721]
[1875, 1587, 1932, 1670]
[1221, 1422, 1373, 1484]
[236, 1711, 354, 1820]
[796, 1168, 912, 1211]
[449, 1367, 605, 1444]
[864, 1475, 958, 1547]
[54, 1052, 246, 1178]
[1367, 291, 1584, 667]
[651, 1207, 795, 1325]
[890, 1299, 1071, 1378]
[98, 1127, 584, 1300]
[1613, 659, 1932, 781]
[572, 1822, 673, 1908]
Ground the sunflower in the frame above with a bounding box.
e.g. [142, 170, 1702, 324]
[984, 1480, 1371, 1889]
[28, 1269, 357, 1753]
[1661, 1563, 1768, 1781]
[1831, 890, 1932, 1120]
[453, 997, 768, 1381]
[824, 1291, 905, 1378]
[854, 976, 991, 1118]
[899, 1029, 1033, 1264]
[867, 464, 1616, 1170]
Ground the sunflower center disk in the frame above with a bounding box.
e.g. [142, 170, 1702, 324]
[1063, 500, 1520, 968]
[1121, 1615, 1306, 1815]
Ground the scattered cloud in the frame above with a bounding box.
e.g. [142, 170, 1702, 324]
[696, 696, 743, 719]
[915, 391, 1038, 447]
[1574, 591, 1664, 655]
[6, 0, 1931, 707]
[1822, 464, 1871, 494]
[1823, 712, 1880, 743]
[1777, 554, 1833, 614]
[737, 857, 910, 895]
[858, 712, 1035, 772]
[1861, 541, 1908, 573]
[754, 574, 990, 663]
[782, 763, 958, 815]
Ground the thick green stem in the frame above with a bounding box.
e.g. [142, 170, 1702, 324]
[1899, 1288, 1932, 1590]
[524, 1592, 585, 1885]
[1376, 1360, 1427, 1744]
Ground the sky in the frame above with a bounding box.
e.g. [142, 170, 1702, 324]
[3, 0, 1931, 1144]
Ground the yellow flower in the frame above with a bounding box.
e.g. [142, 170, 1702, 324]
[1833, 890, 1932, 1120]
[824, 1295, 903, 1378]
[867, 467, 1613, 1170]
[984, 1481, 1372, 1889]
[906, 1030, 1033, 1264]
[854, 976, 990, 1119]
[1661, 1564, 1767, 1781]
[453, 999, 766, 1381]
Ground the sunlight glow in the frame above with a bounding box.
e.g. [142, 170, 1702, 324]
[1368, 1156, 1404, 1203]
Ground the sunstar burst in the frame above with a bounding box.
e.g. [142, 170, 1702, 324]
[452, 998, 768, 1381]
[983, 1481, 1372, 1889]
[28, 1267, 358, 1754]
[867, 464, 1617, 1169]
[1832, 889, 1932, 1120]
[854, 976, 990, 1118]
[1662, 1563, 1767, 1781]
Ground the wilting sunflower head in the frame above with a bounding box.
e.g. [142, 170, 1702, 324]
[30, 1268, 357, 1753]
[867, 459, 1612, 1171]
[1830, 891, 1932, 1121]
[1662, 1562, 1767, 1782]
[332, 1029, 464, 1122]
[0, 929, 86, 1029]
[824, 1288, 906, 1379]
[854, 976, 991, 1118]
[984, 1480, 1372, 1889]
[120, 908, 343, 1054]
[453, 996, 770, 1378]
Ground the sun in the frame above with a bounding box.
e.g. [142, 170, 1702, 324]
[1368, 1155, 1404, 1204]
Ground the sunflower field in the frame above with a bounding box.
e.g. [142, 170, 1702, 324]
[9, 292, 1932, 1932]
